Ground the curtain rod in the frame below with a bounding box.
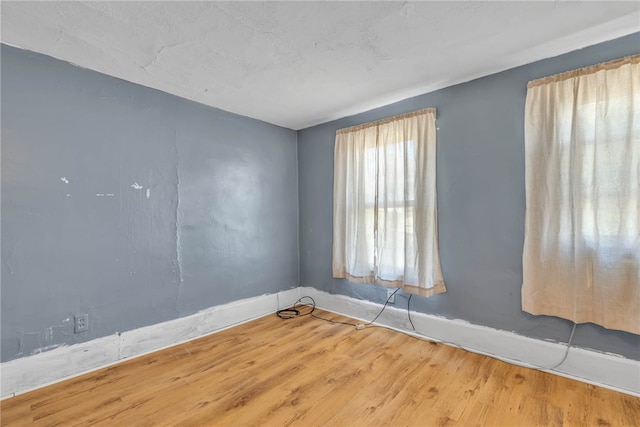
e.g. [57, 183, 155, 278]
[336, 107, 436, 134]
[527, 53, 640, 88]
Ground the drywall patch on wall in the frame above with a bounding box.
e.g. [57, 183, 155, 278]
[14, 317, 78, 359]
[0, 288, 302, 398]
[172, 132, 184, 309]
[297, 287, 640, 396]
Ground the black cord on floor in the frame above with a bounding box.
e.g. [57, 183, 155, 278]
[277, 296, 360, 327]
[407, 294, 415, 330]
[277, 289, 400, 329]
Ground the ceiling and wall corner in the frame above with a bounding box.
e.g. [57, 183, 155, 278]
[1, 1, 638, 130]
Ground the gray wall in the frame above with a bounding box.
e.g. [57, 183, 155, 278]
[3, 33, 639, 365]
[298, 33, 640, 360]
[1, 45, 299, 362]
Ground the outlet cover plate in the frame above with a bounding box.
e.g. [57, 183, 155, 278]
[387, 289, 396, 304]
[74, 313, 88, 333]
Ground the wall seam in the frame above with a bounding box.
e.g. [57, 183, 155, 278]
[295, 129, 301, 288]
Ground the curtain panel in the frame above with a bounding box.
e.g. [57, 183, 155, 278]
[522, 55, 640, 334]
[332, 108, 446, 297]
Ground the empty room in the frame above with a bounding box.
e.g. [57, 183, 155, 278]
[1, 1, 639, 426]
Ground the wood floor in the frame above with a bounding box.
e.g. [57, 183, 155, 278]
[1, 310, 639, 426]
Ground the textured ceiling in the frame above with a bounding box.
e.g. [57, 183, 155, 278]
[2, 1, 639, 130]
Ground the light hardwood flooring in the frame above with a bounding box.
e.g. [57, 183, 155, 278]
[1, 309, 639, 426]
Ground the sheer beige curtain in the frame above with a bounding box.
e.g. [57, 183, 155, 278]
[333, 108, 446, 297]
[522, 55, 640, 334]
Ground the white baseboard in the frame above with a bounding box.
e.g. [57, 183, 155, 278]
[0, 288, 301, 399]
[298, 286, 640, 397]
[3, 285, 638, 399]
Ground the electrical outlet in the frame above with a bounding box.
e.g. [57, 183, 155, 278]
[387, 289, 396, 304]
[74, 313, 88, 333]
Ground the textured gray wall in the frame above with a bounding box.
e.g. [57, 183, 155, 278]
[1, 45, 299, 362]
[298, 33, 640, 360]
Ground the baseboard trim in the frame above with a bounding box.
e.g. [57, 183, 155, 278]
[0, 288, 301, 399]
[3, 286, 638, 398]
[298, 286, 640, 397]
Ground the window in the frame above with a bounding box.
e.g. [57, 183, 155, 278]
[522, 54, 640, 334]
[332, 108, 446, 297]
[554, 94, 638, 253]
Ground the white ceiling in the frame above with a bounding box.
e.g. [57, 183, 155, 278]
[1, 1, 639, 130]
